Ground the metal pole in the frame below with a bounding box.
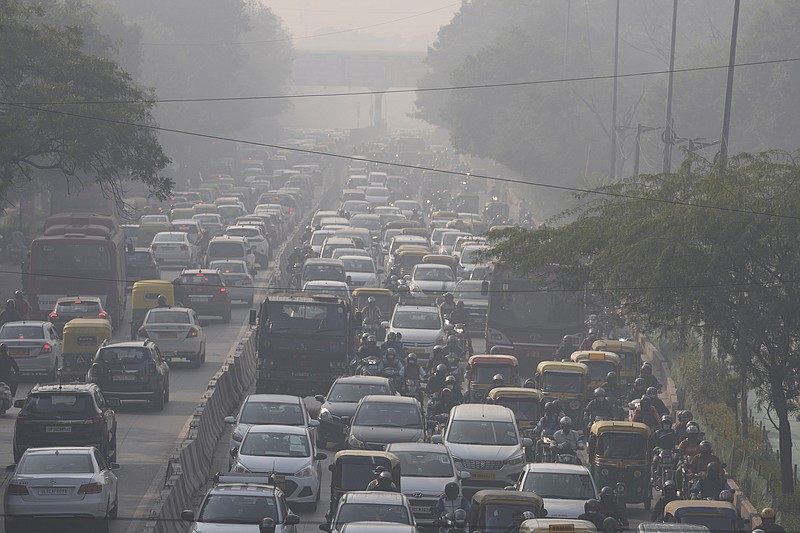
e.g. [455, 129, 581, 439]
[662, 0, 678, 173]
[634, 124, 643, 177]
[610, 0, 620, 179]
[564, 0, 571, 77]
[719, 0, 741, 174]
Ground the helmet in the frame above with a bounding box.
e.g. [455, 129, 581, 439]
[663, 480, 678, 495]
[5, 299, 15, 309]
[646, 386, 658, 398]
[638, 396, 651, 408]
[445, 375, 456, 386]
[719, 489, 734, 502]
[367, 335, 376, 343]
[584, 499, 600, 514]
[706, 461, 721, 475]
[552, 400, 563, 413]
[433, 345, 444, 356]
[377, 470, 393, 487]
[386, 351, 396, 361]
[686, 424, 700, 436]
[293, 246, 300, 253]
[544, 402, 555, 414]
[395, 332, 402, 339]
[559, 416, 572, 430]
[387, 332, 396, 340]
[587, 327, 598, 336]
[440, 387, 453, 399]
[453, 508, 467, 528]
[634, 377, 646, 389]
[524, 378, 536, 388]
[444, 293, 454, 301]
[492, 374, 504, 385]
[157, 294, 168, 305]
[661, 415, 673, 427]
[599, 486, 614, 500]
[456, 300, 465, 308]
[14, 291, 23, 298]
[361, 333, 370, 342]
[522, 511, 537, 521]
[606, 371, 617, 382]
[760, 508, 776, 521]
[699, 440, 713, 453]
[0, 343, 7, 356]
[680, 410, 694, 422]
[444, 481, 459, 500]
[407, 353, 417, 364]
[602, 517, 620, 532]
[367, 296, 375, 304]
[436, 364, 447, 374]
[594, 388, 607, 399]
[447, 335, 457, 345]
[641, 363, 653, 375]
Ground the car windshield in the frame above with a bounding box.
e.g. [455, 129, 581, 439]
[227, 227, 258, 238]
[311, 232, 334, 246]
[241, 431, 310, 458]
[0, 325, 44, 339]
[460, 247, 488, 264]
[521, 472, 596, 499]
[211, 262, 246, 274]
[194, 215, 220, 224]
[303, 265, 346, 282]
[56, 301, 101, 314]
[154, 234, 185, 243]
[473, 365, 514, 384]
[127, 252, 155, 266]
[265, 301, 346, 334]
[335, 503, 410, 528]
[98, 347, 148, 364]
[23, 393, 94, 415]
[442, 233, 469, 246]
[328, 383, 389, 403]
[365, 188, 389, 197]
[393, 450, 454, 478]
[198, 494, 278, 524]
[140, 215, 168, 224]
[304, 283, 349, 299]
[583, 360, 618, 381]
[146, 310, 191, 324]
[596, 433, 647, 459]
[541, 371, 584, 393]
[392, 310, 441, 330]
[350, 216, 381, 231]
[447, 420, 518, 446]
[480, 504, 539, 530]
[495, 399, 540, 421]
[354, 402, 421, 428]
[680, 515, 736, 532]
[342, 258, 374, 273]
[414, 267, 454, 281]
[394, 201, 419, 210]
[453, 283, 486, 301]
[240, 401, 305, 426]
[208, 242, 245, 257]
[19, 453, 94, 474]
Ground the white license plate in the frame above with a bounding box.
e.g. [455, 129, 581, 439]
[162, 351, 177, 357]
[189, 296, 209, 301]
[46, 426, 71, 433]
[159, 332, 178, 339]
[39, 487, 70, 495]
[112, 374, 136, 381]
[412, 506, 431, 514]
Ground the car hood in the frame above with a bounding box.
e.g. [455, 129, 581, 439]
[400, 476, 455, 497]
[411, 280, 455, 292]
[540, 498, 586, 519]
[350, 425, 424, 444]
[388, 328, 442, 343]
[323, 402, 359, 418]
[238, 454, 313, 475]
[346, 272, 376, 282]
[444, 443, 521, 461]
[191, 523, 283, 533]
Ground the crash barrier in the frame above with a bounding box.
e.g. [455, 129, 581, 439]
[637, 333, 763, 530]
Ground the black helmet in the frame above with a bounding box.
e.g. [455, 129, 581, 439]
[634, 377, 646, 389]
[552, 399, 563, 413]
[14, 291, 23, 298]
[373, 465, 387, 475]
[367, 335, 376, 344]
[395, 332, 402, 339]
[444, 293, 454, 301]
[599, 486, 614, 500]
[544, 402, 555, 414]
[387, 332, 396, 340]
[646, 386, 658, 398]
[361, 333, 370, 342]
[699, 440, 713, 453]
[719, 489, 734, 502]
[386, 350, 396, 361]
[602, 516, 620, 532]
[378, 470, 393, 487]
[407, 353, 417, 364]
[444, 481, 459, 500]
[584, 499, 600, 514]
[456, 300, 465, 308]
[680, 410, 694, 422]
[707, 461, 722, 475]
[661, 415, 673, 427]
[641, 363, 653, 375]
[157, 294, 168, 305]
[524, 378, 536, 389]
[606, 371, 617, 382]
[440, 387, 453, 399]
[492, 374, 504, 385]
[594, 387, 607, 399]
[686, 424, 700, 437]
[436, 364, 447, 375]
[638, 396, 651, 408]
[663, 480, 678, 495]
[367, 296, 376, 304]
[433, 345, 444, 356]
[5, 299, 15, 309]
[453, 508, 467, 528]
[445, 375, 456, 386]
[0, 343, 7, 356]
[447, 335, 457, 345]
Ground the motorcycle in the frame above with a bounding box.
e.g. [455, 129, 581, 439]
[402, 378, 424, 404]
[452, 324, 473, 356]
[380, 366, 401, 388]
[358, 356, 381, 376]
[427, 413, 450, 439]
[549, 438, 584, 465]
[287, 263, 303, 289]
[433, 510, 468, 533]
[443, 353, 462, 385]
[653, 448, 677, 491]
[0, 382, 13, 415]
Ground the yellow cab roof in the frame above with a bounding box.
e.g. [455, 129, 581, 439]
[520, 518, 598, 533]
[396, 246, 430, 255]
[63, 318, 112, 330]
[664, 500, 737, 515]
[488, 387, 543, 400]
[536, 361, 588, 374]
[469, 354, 518, 365]
[351, 287, 392, 296]
[590, 420, 651, 436]
[570, 351, 620, 364]
[431, 211, 458, 219]
[422, 254, 458, 264]
[133, 279, 174, 290]
[470, 489, 544, 507]
[592, 339, 640, 353]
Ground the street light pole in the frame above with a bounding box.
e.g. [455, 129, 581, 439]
[662, 0, 678, 174]
[610, 0, 620, 179]
[719, 0, 741, 174]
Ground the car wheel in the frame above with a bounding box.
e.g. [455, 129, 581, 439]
[152, 388, 165, 411]
[109, 492, 119, 519]
[164, 381, 170, 403]
[193, 348, 204, 368]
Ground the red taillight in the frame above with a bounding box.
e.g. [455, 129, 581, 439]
[49, 313, 58, 320]
[187, 328, 198, 338]
[289, 207, 293, 215]
[7, 484, 29, 496]
[220, 287, 227, 293]
[40, 343, 52, 354]
[138, 327, 148, 338]
[98, 312, 107, 318]
[78, 482, 103, 494]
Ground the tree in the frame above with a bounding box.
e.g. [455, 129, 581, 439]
[0, 0, 171, 206]
[489, 151, 800, 494]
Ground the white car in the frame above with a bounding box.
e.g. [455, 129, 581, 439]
[516, 463, 599, 519]
[310, 229, 337, 256]
[230, 425, 326, 510]
[340, 255, 379, 289]
[0, 321, 62, 380]
[224, 394, 319, 450]
[437, 231, 471, 256]
[385, 305, 446, 365]
[150, 231, 199, 267]
[137, 307, 206, 367]
[325, 491, 415, 533]
[302, 280, 352, 305]
[4, 446, 119, 532]
[364, 186, 391, 205]
[331, 248, 371, 260]
[209, 259, 255, 305]
[408, 264, 457, 299]
[225, 225, 270, 266]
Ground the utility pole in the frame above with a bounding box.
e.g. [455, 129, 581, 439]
[609, 0, 620, 179]
[563, 0, 571, 77]
[719, 0, 742, 174]
[662, 0, 678, 174]
[633, 124, 660, 177]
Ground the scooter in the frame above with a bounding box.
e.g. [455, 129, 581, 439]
[0, 382, 13, 415]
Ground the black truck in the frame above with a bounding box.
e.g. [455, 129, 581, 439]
[251, 292, 359, 396]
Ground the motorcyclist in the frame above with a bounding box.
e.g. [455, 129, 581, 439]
[579, 327, 599, 350]
[449, 301, 470, 327]
[689, 440, 723, 474]
[640, 362, 661, 390]
[287, 246, 304, 268]
[428, 387, 457, 418]
[439, 293, 456, 317]
[381, 332, 402, 356]
[577, 499, 605, 530]
[555, 335, 578, 358]
[626, 377, 648, 403]
[400, 353, 425, 382]
[600, 372, 623, 402]
[0, 343, 20, 396]
[156, 294, 170, 308]
[379, 348, 403, 376]
[602, 516, 621, 533]
[650, 480, 680, 521]
[598, 485, 629, 529]
[366, 467, 399, 492]
[584, 388, 615, 427]
[357, 334, 381, 360]
[486, 374, 504, 400]
[632, 396, 660, 429]
[444, 375, 464, 404]
[552, 416, 584, 454]
[426, 364, 448, 399]
[427, 345, 446, 374]
[691, 462, 731, 500]
[758, 507, 787, 533]
[383, 274, 399, 290]
[360, 296, 383, 333]
[13, 291, 32, 320]
[646, 386, 669, 416]
[533, 402, 561, 437]
[0, 299, 21, 327]
[673, 410, 694, 441]
[551, 399, 565, 418]
[433, 482, 469, 523]
[651, 415, 678, 452]
[443, 335, 465, 362]
[677, 424, 703, 458]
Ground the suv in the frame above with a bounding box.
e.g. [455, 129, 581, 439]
[87, 340, 170, 410]
[12, 383, 120, 463]
[206, 235, 256, 274]
[173, 268, 233, 322]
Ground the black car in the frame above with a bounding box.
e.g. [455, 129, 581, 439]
[87, 340, 170, 410]
[12, 383, 120, 463]
[125, 247, 161, 284]
[48, 296, 112, 333]
[314, 376, 396, 448]
[173, 269, 232, 322]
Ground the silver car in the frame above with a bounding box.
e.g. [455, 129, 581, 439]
[408, 264, 457, 300]
[324, 491, 415, 533]
[224, 394, 319, 450]
[138, 307, 206, 367]
[0, 321, 61, 380]
[151, 231, 199, 267]
[516, 463, 599, 519]
[209, 259, 255, 305]
[4, 446, 119, 532]
[385, 305, 446, 365]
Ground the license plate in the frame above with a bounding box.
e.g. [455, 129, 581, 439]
[410, 348, 427, 354]
[162, 351, 177, 357]
[112, 374, 136, 381]
[159, 332, 178, 339]
[189, 296, 209, 301]
[39, 487, 70, 495]
[46, 426, 71, 433]
[470, 472, 496, 480]
[412, 506, 431, 514]
[9, 348, 27, 356]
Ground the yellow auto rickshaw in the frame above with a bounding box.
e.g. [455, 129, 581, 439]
[130, 280, 175, 339]
[570, 351, 621, 389]
[136, 221, 172, 247]
[431, 210, 458, 222]
[400, 227, 431, 240]
[169, 206, 196, 221]
[467, 490, 546, 533]
[535, 361, 590, 420]
[592, 339, 641, 387]
[521, 519, 598, 533]
[465, 354, 520, 403]
[395, 246, 430, 276]
[663, 500, 744, 532]
[61, 318, 112, 381]
[327, 450, 401, 521]
[587, 421, 652, 509]
[422, 254, 459, 278]
[193, 203, 219, 215]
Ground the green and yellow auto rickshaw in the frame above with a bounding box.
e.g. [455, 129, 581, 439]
[327, 450, 401, 521]
[61, 318, 112, 381]
[587, 421, 652, 509]
[467, 490, 546, 533]
[465, 354, 520, 403]
[521, 519, 598, 533]
[592, 339, 641, 388]
[570, 351, 621, 389]
[663, 500, 745, 532]
[534, 361, 590, 420]
[169, 207, 196, 221]
[130, 280, 175, 339]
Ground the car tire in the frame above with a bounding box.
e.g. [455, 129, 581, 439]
[193, 348, 204, 368]
[164, 381, 170, 403]
[109, 492, 119, 519]
[152, 388, 165, 411]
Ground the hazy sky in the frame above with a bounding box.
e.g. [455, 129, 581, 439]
[262, 0, 461, 50]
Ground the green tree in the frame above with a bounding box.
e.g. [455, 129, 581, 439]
[0, 0, 171, 205]
[489, 152, 800, 494]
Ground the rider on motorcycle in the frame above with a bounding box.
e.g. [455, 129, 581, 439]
[443, 335, 465, 361]
[676, 424, 703, 459]
[555, 335, 578, 358]
[427, 364, 448, 399]
[400, 353, 425, 382]
[358, 334, 381, 359]
[0, 300, 21, 327]
[433, 481, 469, 522]
[553, 416, 584, 453]
[579, 327, 599, 351]
[439, 293, 456, 317]
[646, 386, 669, 416]
[427, 345, 446, 374]
[632, 396, 660, 429]
[626, 377, 648, 403]
[640, 362, 661, 390]
[650, 480, 680, 521]
[366, 468, 399, 492]
[360, 297, 384, 333]
[486, 374, 504, 401]
[382, 332, 405, 359]
[0, 343, 20, 396]
[691, 462, 731, 500]
[651, 415, 677, 451]
[449, 301, 470, 327]
[689, 440, 723, 474]
[600, 372, 624, 402]
[444, 375, 464, 404]
[287, 246, 304, 267]
[534, 402, 561, 437]
[577, 499, 605, 530]
[584, 388, 616, 426]
[673, 410, 694, 441]
[156, 294, 170, 308]
[598, 486, 629, 529]
[13, 291, 32, 320]
[379, 348, 403, 373]
[428, 387, 458, 418]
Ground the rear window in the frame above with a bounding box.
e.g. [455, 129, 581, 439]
[19, 453, 94, 474]
[153, 234, 185, 243]
[126, 251, 155, 267]
[97, 347, 149, 364]
[210, 262, 246, 273]
[179, 273, 223, 285]
[227, 227, 258, 238]
[56, 301, 101, 313]
[0, 325, 44, 339]
[208, 242, 245, 257]
[23, 393, 94, 415]
[146, 310, 191, 324]
[303, 264, 346, 282]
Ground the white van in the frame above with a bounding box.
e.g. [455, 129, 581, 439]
[206, 235, 256, 274]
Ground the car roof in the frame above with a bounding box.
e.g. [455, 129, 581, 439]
[522, 463, 591, 474]
[55, 296, 102, 302]
[244, 394, 303, 404]
[305, 280, 348, 286]
[154, 232, 188, 237]
[102, 340, 153, 348]
[208, 483, 277, 496]
[30, 383, 98, 393]
[342, 491, 408, 504]
[451, 403, 515, 421]
[245, 424, 307, 435]
[22, 446, 95, 455]
[340, 523, 416, 533]
[146, 307, 192, 313]
[210, 235, 247, 242]
[454, 280, 484, 287]
[339, 255, 373, 261]
[1, 321, 49, 327]
[180, 269, 222, 275]
[333, 375, 391, 386]
[303, 258, 344, 265]
[394, 305, 439, 313]
[360, 394, 417, 405]
[413, 264, 451, 270]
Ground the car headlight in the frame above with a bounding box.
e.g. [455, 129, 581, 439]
[504, 454, 525, 466]
[348, 435, 365, 449]
[232, 430, 244, 442]
[295, 465, 314, 478]
[319, 408, 332, 421]
[451, 456, 463, 464]
[233, 463, 251, 473]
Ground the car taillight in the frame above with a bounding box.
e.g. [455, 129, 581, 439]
[289, 207, 293, 215]
[187, 328, 198, 338]
[138, 327, 148, 338]
[220, 287, 227, 293]
[7, 484, 29, 496]
[40, 343, 52, 354]
[98, 312, 107, 318]
[49, 313, 58, 320]
[78, 482, 103, 494]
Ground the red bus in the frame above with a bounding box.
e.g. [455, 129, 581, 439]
[23, 214, 127, 327]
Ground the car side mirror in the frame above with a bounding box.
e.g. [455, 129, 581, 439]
[284, 514, 300, 526]
[249, 309, 257, 326]
[181, 510, 195, 522]
[314, 395, 325, 403]
[224, 415, 236, 424]
[259, 518, 276, 533]
[380, 320, 389, 329]
[309, 419, 320, 427]
[341, 415, 350, 425]
[229, 447, 238, 458]
[111, 463, 121, 470]
[5, 464, 16, 472]
[13, 399, 24, 409]
[504, 485, 516, 491]
[480, 280, 489, 296]
[315, 452, 328, 460]
[328, 464, 335, 472]
[346, 275, 352, 284]
[522, 437, 533, 448]
[430, 435, 443, 444]
[107, 398, 122, 408]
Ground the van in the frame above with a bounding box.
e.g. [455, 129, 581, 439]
[206, 235, 256, 274]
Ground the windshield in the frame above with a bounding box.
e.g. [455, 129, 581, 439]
[302, 264, 346, 282]
[393, 450, 454, 478]
[97, 347, 148, 364]
[304, 283, 349, 300]
[146, 310, 190, 324]
[227, 227, 258, 238]
[680, 514, 736, 531]
[442, 233, 469, 246]
[496, 399, 540, 421]
[322, 244, 354, 258]
[311, 232, 334, 246]
[198, 494, 278, 524]
[265, 302, 346, 334]
[395, 201, 419, 211]
[19, 453, 94, 474]
[328, 383, 389, 403]
[480, 504, 540, 529]
[153, 234, 185, 243]
[342, 258, 374, 273]
[208, 242, 245, 257]
[33, 242, 112, 273]
[241, 431, 310, 458]
[541, 371, 583, 393]
[0, 325, 44, 339]
[583, 360, 618, 381]
[56, 301, 101, 314]
[240, 400, 304, 425]
[365, 188, 389, 197]
[521, 472, 596, 499]
[353, 401, 421, 428]
[335, 504, 409, 528]
[179, 273, 222, 285]
[392, 310, 441, 330]
[127, 252, 155, 267]
[461, 247, 488, 265]
[194, 215, 221, 224]
[414, 267, 454, 282]
[399, 254, 425, 269]
[447, 420, 518, 446]
[210, 261, 246, 273]
[350, 216, 381, 231]
[140, 215, 168, 224]
[596, 433, 647, 459]
[22, 393, 93, 415]
[473, 365, 514, 384]
[454, 283, 486, 301]
[218, 206, 245, 216]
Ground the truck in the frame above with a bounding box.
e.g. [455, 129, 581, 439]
[251, 292, 359, 397]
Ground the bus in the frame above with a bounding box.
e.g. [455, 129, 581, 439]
[23, 213, 127, 327]
[485, 266, 584, 372]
